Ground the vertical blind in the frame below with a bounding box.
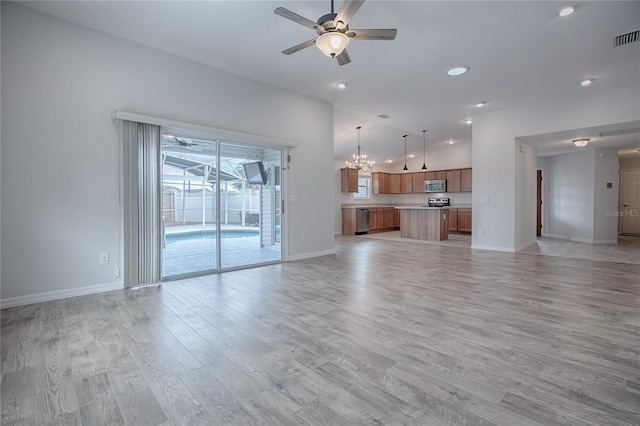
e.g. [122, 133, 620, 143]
[120, 120, 162, 287]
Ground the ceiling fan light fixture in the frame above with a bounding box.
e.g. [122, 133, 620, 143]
[316, 32, 349, 57]
[572, 138, 590, 147]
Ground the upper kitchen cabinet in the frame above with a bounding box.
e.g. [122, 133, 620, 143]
[446, 170, 461, 193]
[412, 172, 425, 193]
[341, 167, 358, 192]
[425, 171, 436, 180]
[390, 174, 402, 194]
[401, 173, 413, 193]
[461, 168, 472, 192]
[435, 171, 447, 179]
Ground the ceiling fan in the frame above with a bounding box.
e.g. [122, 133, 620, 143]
[274, 0, 397, 66]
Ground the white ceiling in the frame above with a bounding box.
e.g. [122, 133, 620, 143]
[17, 0, 640, 163]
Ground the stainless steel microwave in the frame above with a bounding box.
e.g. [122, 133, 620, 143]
[425, 179, 447, 193]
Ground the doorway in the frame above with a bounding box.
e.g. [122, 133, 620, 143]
[536, 169, 543, 236]
[160, 133, 283, 278]
[620, 169, 640, 235]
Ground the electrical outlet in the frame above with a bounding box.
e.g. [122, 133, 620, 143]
[113, 267, 121, 278]
[302, 234, 308, 242]
[479, 197, 489, 204]
[99, 252, 109, 265]
[479, 228, 485, 236]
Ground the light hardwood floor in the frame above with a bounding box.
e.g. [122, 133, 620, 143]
[2, 236, 639, 425]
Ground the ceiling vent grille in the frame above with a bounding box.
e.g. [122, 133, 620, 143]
[614, 30, 639, 47]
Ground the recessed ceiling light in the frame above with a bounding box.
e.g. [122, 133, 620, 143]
[385, 158, 394, 163]
[559, 5, 575, 16]
[476, 102, 487, 107]
[448, 140, 455, 145]
[581, 78, 594, 86]
[337, 82, 347, 89]
[572, 138, 590, 147]
[464, 119, 473, 125]
[378, 114, 390, 119]
[408, 153, 415, 158]
[446, 66, 470, 76]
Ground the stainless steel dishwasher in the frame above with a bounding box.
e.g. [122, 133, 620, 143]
[356, 208, 370, 234]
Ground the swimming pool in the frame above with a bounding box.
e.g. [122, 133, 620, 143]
[165, 229, 259, 244]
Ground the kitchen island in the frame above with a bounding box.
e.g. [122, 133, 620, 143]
[394, 206, 449, 241]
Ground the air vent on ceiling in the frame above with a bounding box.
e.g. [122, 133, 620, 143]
[377, 114, 390, 119]
[599, 128, 640, 137]
[614, 30, 639, 47]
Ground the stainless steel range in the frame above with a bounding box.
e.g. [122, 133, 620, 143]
[427, 197, 450, 207]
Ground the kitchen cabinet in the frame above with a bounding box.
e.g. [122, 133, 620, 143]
[390, 174, 401, 194]
[448, 208, 458, 231]
[461, 168, 472, 192]
[446, 169, 461, 193]
[457, 208, 472, 233]
[372, 172, 391, 194]
[341, 208, 357, 235]
[393, 208, 400, 229]
[412, 172, 425, 193]
[401, 173, 413, 193]
[425, 171, 436, 180]
[383, 208, 395, 228]
[435, 171, 447, 179]
[341, 168, 358, 193]
[369, 208, 378, 230]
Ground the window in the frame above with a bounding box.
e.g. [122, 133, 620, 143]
[354, 176, 370, 199]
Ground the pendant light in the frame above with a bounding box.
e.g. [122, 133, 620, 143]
[421, 129, 428, 170]
[402, 134, 408, 172]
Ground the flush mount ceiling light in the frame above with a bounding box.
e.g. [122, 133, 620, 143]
[402, 134, 409, 171]
[581, 78, 594, 86]
[337, 82, 347, 89]
[421, 129, 428, 170]
[572, 138, 590, 147]
[447, 66, 470, 76]
[464, 119, 473, 125]
[559, 5, 575, 16]
[316, 32, 350, 57]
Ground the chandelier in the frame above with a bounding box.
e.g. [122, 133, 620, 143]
[346, 126, 374, 172]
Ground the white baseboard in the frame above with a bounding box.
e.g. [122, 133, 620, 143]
[515, 238, 538, 252]
[593, 239, 618, 244]
[287, 248, 336, 262]
[1, 281, 124, 309]
[470, 244, 516, 253]
[545, 233, 594, 244]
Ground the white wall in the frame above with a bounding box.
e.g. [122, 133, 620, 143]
[473, 87, 639, 251]
[1, 3, 334, 304]
[514, 141, 538, 250]
[620, 157, 640, 170]
[544, 150, 596, 242]
[593, 148, 619, 243]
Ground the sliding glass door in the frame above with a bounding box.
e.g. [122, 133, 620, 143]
[160, 132, 283, 279]
[219, 142, 282, 269]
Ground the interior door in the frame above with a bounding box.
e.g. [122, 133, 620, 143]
[537, 170, 542, 236]
[620, 170, 640, 234]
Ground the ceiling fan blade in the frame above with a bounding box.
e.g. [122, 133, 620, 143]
[282, 38, 317, 55]
[274, 7, 322, 32]
[336, 49, 351, 66]
[335, 0, 365, 29]
[346, 28, 397, 40]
